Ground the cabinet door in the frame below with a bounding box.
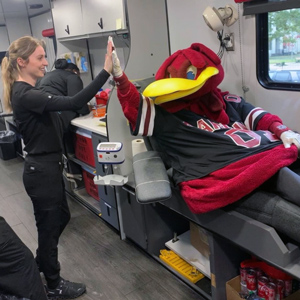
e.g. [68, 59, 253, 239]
[52, 0, 83, 39]
[82, 0, 126, 35]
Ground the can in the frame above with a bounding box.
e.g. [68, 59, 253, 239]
[258, 276, 269, 297]
[240, 267, 248, 283]
[247, 269, 257, 294]
[240, 280, 248, 295]
[284, 279, 292, 297]
[275, 279, 284, 300]
[268, 277, 276, 284]
[256, 268, 264, 278]
[264, 282, 276, 300]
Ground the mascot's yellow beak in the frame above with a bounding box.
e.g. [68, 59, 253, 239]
[143, 66, 219, 104]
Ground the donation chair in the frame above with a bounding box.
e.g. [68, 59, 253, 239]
[130, 78, 300, 270]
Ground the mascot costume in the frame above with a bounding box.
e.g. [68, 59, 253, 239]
[111, 39, 300, 243]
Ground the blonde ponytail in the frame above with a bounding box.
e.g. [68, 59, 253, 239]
[1, 36, 45, 113]
[1, 56, 16, 112]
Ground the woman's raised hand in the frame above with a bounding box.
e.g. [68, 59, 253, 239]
[104, 38, 113, 74]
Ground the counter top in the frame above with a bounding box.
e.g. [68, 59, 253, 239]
[71, 112, 107, 136]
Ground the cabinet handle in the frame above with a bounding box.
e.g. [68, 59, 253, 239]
[65, 25, 70, 35]
[122, 186, 135, 196]
[98, 17, 103, 29]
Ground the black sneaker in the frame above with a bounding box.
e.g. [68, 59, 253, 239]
[45, 278, 86, 299]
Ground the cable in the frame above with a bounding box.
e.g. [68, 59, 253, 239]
[237, 4, 249, 97]
[217, 30, 226, 59]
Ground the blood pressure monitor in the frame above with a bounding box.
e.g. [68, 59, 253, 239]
[96, 142, 125, 164]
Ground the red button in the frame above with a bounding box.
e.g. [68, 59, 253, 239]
[99, 154, 103, 158]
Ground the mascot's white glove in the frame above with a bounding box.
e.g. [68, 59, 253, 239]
[108, 36, 123, 78]
[280, 130, 300, 150]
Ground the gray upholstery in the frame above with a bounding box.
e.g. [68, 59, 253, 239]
[133, 151, 172, 203]
[276, 166, 300, 206]
[230, 191, 300, 243]
[132, 149, 300, 243]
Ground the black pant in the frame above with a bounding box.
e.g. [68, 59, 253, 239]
[0, 217, 47, 300]
[23, 153, 71, 289]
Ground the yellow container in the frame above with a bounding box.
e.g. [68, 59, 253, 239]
[159, 249, 204, 284]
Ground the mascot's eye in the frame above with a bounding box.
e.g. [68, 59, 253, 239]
[186, 65, 197, 80]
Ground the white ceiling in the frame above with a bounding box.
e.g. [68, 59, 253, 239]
[0, 0, 51, 25]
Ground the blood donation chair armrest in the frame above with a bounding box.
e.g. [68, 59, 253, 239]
[133, 151, 172, 203]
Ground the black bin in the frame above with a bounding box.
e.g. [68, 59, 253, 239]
[0, 130, 17, 160]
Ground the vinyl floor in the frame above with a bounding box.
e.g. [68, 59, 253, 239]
[0, 157, 204, 300]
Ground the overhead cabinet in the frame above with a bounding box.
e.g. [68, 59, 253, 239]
[82, 0, 126, 35]
[51, 0, 84, 39]
[52, 0, 127, 40]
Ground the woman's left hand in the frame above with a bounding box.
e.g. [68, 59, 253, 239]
[104, 39, 113, 74]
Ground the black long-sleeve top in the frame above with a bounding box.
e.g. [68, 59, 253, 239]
[12, 69, 110, 155]
[36, 68, 90, 114]
[36, 68, 90, 135]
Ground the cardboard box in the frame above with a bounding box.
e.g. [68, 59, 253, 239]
[226, 276, 300, 300]
[190, 222, 210, 259]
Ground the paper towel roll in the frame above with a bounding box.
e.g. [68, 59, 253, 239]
[132, 139, 147, 156]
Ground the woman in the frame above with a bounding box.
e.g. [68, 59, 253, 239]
[36, 58, 90, 164]
[1, 36, 113, 299]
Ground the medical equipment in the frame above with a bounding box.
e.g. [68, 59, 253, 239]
[93, 142, 128, 186]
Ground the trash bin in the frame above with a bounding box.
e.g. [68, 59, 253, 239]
[0, 130, 17, 160]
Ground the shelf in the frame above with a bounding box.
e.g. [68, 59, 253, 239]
[165, 231, 211, 279]
[152, 255, 212, 300]
[57, 29, 129, 42]
[70, 187, 101, 216]
[67, 153, 96, 173]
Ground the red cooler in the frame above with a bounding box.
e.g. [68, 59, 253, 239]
[74, 129, 95, 167]
[82, 166, 100, 201]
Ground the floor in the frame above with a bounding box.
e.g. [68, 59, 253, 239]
[0, 156, 204, 300]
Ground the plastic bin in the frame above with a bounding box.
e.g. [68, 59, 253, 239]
[82, 166, 100, 201]
[74, 129, 95, 167]
[0, 130, 17, 160]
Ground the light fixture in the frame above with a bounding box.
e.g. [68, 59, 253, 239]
[203, 5, 238, 32]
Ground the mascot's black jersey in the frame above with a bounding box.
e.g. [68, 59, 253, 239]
[131, 93, 282, 184]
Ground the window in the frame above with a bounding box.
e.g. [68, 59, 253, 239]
[257, 9, 300, 90]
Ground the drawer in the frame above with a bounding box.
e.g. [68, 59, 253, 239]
[120, 188, 147, 249]
[98, 185, 116, 208]
[100, 200, 119, 230]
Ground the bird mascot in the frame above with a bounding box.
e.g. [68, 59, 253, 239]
[111, 39, 300, 243]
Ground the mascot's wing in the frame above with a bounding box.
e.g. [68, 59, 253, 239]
[143, 66, 219, 104]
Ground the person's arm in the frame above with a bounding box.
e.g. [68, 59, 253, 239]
[23, 40, 113, 114]
[46, 40, 113, 112]
[225, 94, 288, 135]
[114, 73, 141, 128]
[257, 112, 300, 151]
[45, 69, 110, 111]
[110, 37, 141, 129]
[257, 113, 289, 137]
